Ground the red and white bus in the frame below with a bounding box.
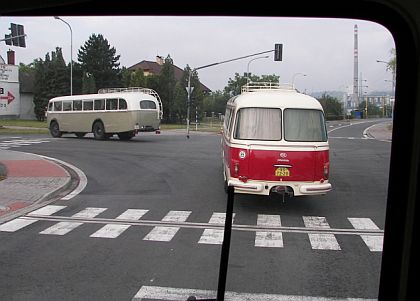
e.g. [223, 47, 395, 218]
[221, 82, 331, 197]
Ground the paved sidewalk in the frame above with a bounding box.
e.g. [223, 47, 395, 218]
[365, 121, 393, 141]
[0, 150, 71, 220]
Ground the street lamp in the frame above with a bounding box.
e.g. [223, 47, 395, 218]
[54, 16, 73, 95]
[246, 55, 269, 83]
[291, 73, 307, 88]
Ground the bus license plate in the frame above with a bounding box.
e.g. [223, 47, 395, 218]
[275, 167, 290, 177]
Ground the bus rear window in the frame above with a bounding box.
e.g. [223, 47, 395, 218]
[140, 100, 157, 109]
[284, 109, 327, 142]
[234, 108, 282, 140]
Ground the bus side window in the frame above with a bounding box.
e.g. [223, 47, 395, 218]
[63, 101, 72, 111]
[83, 100, 93, 111]
[106, 98, 118, 110]
[227, 110, 235, 137]
[53, 101, 62, 111]
[73, 100, 82, 111]
[48, 102, 53, 111]
[118, 98, 127, 110]
[224, 107, 232, 136]
[94, 99, 105, 111]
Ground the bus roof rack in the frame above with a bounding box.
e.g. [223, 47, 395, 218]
[98, 87, 163, 119]
[241, 82, 295, 93]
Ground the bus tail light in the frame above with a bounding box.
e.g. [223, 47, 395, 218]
[234, 162, 240, 176]
[323, 162, 330, 179]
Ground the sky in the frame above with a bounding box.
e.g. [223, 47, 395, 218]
[0, 16, 395, 94]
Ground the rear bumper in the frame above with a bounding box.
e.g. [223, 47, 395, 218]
[227, 179, 331, 196]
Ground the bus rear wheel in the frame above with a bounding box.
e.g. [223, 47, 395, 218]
[118, 131, 134, 141]
[92, 121, 106, 140]
[50, 121, 62, 138]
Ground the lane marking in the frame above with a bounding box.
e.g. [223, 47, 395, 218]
[39, 207, 106, 235]
[348, 218, 383, 252]
[198, 212, 236, 245]
[132, 285, 377, 301]
[255, 214, 283, 248]
[303, 216, 341, 250]
[143, 211, 191, 242]
[0, 218, 38, 232]
[0, 205, 66, 232]
[90, 209, 148, 239]
[27, 205, 66, 216]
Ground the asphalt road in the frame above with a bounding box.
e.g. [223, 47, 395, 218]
[0, 120, 391, 301]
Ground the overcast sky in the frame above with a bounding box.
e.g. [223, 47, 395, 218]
[0, 16, 395, 94]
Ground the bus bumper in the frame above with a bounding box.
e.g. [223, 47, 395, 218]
[227, 179, 332, 196]
[299, 183, 332, 195]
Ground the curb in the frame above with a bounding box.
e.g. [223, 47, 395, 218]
[0, 154, 81, 224]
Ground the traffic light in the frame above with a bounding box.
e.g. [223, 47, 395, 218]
[17, 24, 25, 47]
[3, 23, 26, 47]
[5, 34, 12, 45]
[274, 43, 283, 61]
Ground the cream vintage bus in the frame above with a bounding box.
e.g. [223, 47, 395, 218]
[46, 87, 163, 140]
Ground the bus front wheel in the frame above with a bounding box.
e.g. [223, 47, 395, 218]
[50, 121, 62, 138]
[93, 121, 106, 140]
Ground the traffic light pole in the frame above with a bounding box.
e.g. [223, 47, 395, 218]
[186, 45, 282, 139]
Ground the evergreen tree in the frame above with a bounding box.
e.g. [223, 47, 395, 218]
[32, 47, 70, 120]
[77, 34, 121, 90]
[158, 55, 176, 122]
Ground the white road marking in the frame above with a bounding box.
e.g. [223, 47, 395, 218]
[255, 214, 283, 248]
[27, 205, 66, 216]
[348, 218, 383, 252]
[303, 216, 341, 250]
[132, 285, 377, 301]
[0, 205, 66, 232]
[90, 209, 148, 239]
[39, 207, 106, 236]
[198, 212, 236, 245]
[143, 211, 191, 242]
[0, 218, 38, 232]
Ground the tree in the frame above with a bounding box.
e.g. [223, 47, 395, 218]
[180, 65, 205, 124]
[77, 34, 121, 91]
[173, 82, 187, 123]
[157, 55, 177, 122]
[121, 68, 146, 88]
[387, 48, 396, 74]
[224, 73, 280, 96]
[32, 47, 70, 120]
[202, 91, 229, 115]
[317, 93, 343, 120]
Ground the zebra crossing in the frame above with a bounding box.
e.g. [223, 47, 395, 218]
[0, 137, 52, 149]
[0, 205, 384, 252]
